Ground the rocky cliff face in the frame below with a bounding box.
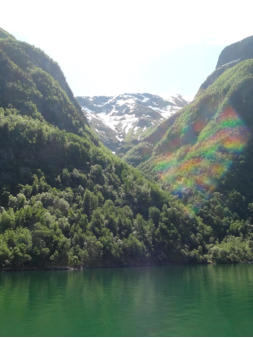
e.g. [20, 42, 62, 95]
[199, 35, 253, 92]
[216, 35, 253, 68]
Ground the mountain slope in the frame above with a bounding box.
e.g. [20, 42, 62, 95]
[120, 37, 253, 262]
[76, 93, 187, 154]
[1, 29, 253, 268]
[0, 29, 213, 269]
[141, 60, 253, 203]
[128, 37, 253, 215]
[0, 31, 93, 140]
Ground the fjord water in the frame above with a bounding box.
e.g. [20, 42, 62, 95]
[1, 265, 253, 336]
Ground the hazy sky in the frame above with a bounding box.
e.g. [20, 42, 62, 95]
[1, 0, 253, 99]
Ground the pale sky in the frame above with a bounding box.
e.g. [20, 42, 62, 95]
[1, 0, 253, 99]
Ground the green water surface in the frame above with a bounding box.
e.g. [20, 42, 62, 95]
[0, 264, 253, 336]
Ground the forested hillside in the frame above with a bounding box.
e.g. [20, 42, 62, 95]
[0, 28, 215, 269]
[123, 37, 253, 263]
[139, 60, 253, 202]
[127, 37, 253, 206]
[1, 29, 253, 269]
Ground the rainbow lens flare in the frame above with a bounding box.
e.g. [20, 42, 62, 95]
[154, 106, 250, 205]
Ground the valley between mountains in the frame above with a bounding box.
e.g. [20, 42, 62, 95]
[1, 27, 253, 269]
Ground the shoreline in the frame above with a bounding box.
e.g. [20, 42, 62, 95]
[1, 261, 182, 273]
[0, 261, 226, 273]
[2, 260, 251, 273]
[1, 265, 83, 272]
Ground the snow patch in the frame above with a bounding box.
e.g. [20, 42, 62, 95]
[79, 93, 187, 145]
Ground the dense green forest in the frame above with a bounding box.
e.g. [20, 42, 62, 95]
[0, 28, 253, 269]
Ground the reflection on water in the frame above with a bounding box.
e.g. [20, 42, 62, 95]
[0, 265, 253, 336]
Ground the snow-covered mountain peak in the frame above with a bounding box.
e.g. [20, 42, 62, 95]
[76, 93, 188, 154]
